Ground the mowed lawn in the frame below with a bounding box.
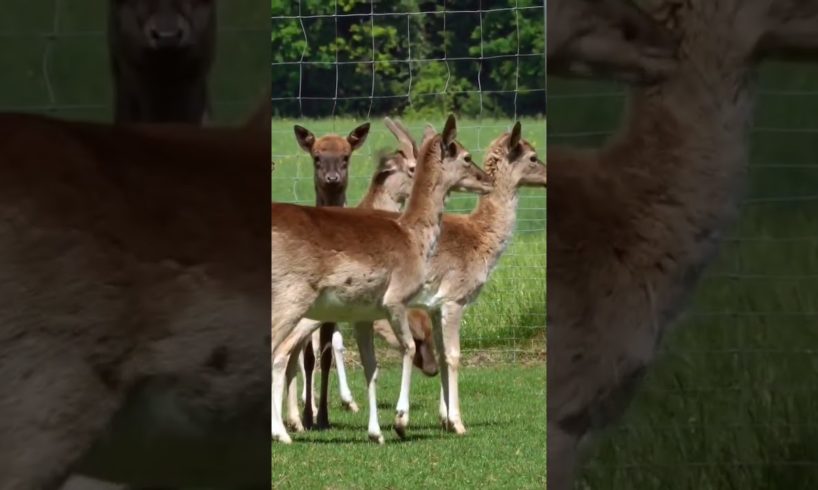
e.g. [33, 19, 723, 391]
[271, 365, 546, 489]
[272, 117, 546, 355]
[550, 62, 818, 489]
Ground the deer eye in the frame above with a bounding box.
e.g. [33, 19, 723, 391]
[530, 156, 537, 163]
[464, 154, 472, 163]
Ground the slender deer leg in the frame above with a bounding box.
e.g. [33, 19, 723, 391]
[440, 302, 466, 434]
[315, 322, 334, 429]
[430, 307, 449, 426]
[285, 339, 305, 432]
[383, 303, 415, 438]
[332, 329, 358, 412]
[300, 339, 315, 429]
[353, 322, 383, 444]
[298, 351, 306, 404]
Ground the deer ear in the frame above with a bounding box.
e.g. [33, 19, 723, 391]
[348, 122, 371, 151]
[441, 114, 457, 146]
[293, 125, 315, 153]
[508, 121, 522, 149]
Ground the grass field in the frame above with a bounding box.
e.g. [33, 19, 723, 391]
[272, 117, 546, 356]
[550, 62, 818, 489]
[271, 365, 546, 489]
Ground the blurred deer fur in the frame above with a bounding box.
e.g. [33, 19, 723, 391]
[547, 1, 818, 488]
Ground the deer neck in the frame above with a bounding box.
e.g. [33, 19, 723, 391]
[471, 174, 520, 255]
[399, 158, 448, 260]
[601, 11, 756, 302]
[357, 176, 403, 212]
[315, 183, 346, 207]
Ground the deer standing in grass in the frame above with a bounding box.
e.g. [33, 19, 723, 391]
[0, 113, 270, 489]
[289, 122, 370, 427]
[548, 1, 818, 488]
[108, 0, 217, 124]
[271, 115, 493, 444]
[290, 119, 439, 433]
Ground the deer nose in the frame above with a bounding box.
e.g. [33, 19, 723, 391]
[325, 173, 341, 184]
[146, 19, 187, 48]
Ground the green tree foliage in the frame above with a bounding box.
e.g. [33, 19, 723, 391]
[271, 0, 544, 118]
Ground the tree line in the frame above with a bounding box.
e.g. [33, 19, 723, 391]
[271, 0, 545, 118]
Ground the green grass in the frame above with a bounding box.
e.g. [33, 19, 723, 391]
[272, 365, 546, 489]
[272, 117, 546, 355]
[550, 62, 818, 489]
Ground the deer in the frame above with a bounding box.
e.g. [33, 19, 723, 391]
[291, 118, 440, 433]
[108, 0, 217, 124]
[295, 122, 546, 436]
[548, 0, 679, 81]
[0, 111, 270, 489]
[271, 115, 493, 444]
[288, 122, 370, 426]
[547, 1, 818, 489]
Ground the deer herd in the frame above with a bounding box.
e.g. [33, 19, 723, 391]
[0, 0, 816, 488]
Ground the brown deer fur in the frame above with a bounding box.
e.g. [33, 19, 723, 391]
[548, 0, 678, 82]
[0, 114, 269, 489]
[271, 115, 492, 444]
[547, 1, 818, 489]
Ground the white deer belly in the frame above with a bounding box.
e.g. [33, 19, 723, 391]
[307, 288, 389, 322]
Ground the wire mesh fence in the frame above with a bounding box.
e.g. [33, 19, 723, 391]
[0, 1, 267, 122]
[271, 0, 546, 364]
[549, 65, 818, 488]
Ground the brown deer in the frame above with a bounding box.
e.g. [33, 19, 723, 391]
[0, 113, 270, 489]
[548, 0, 679, 81]
[108, 0, 217, 124]
[292, 118, 439, 433]
[289, 122, 370, 428]
[271, 115, 493, 444]
[345, 122, 546, 436]
[548, 1, 818, 489]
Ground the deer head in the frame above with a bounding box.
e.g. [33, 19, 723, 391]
[436, 115, 494, 195]
[637, 0, 818, 61]
[548, 0, 679, 82]
[110, 0, 217, 52]
[375, 117, 418, 207]
[484, 122, 547, 189]
[293, 122, 370, 206]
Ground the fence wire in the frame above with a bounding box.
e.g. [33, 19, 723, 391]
[549, 71, 818, 488]
[271, 0, 546, 363]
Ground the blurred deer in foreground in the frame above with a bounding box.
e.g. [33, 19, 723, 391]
[108, 0, 217, 124]
[0, 110, 269, 488]
[548, 0, 679, 81]
[548, 1, 818, 488]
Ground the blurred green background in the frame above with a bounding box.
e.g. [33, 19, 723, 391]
[0, 0, 268, 122]
[549, 64, 818, 488]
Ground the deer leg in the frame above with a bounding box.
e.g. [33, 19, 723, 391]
[430, 307, 449, 426]
[271, 292, 316, 444]
[285, 336, 306, 433]
[315, 322, 333, 429]
[331, 328, 358, 412]
[440, 302, 466, 434]
[300, 338, 315, 430]
[352, 322, 383, 444]
[383, 302, 416, 439]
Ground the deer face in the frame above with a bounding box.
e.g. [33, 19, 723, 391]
[111, 0, 215, 52]
[548, 0, 679, 82]
[505, 122, 547, 188]
[438, 115, 494, 195]
[294, 123, 370, 203]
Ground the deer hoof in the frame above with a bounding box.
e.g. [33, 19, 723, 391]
[369, 432, 385, 444]
[342, 400, 359, 413]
